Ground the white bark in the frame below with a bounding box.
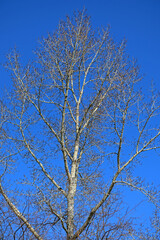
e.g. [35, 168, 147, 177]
[0, 184, 42, 240]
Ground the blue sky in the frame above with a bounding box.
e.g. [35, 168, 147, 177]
[1, 0, 160, 91]
[0, 0, 160, 226]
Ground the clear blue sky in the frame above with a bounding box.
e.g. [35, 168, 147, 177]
[1, 0, 160, 90]
[0, 0, 160, 224]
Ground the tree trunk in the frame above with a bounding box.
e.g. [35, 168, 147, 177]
[67, 179, 76, 239]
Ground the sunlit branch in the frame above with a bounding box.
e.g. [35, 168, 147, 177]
[19, 101, 67, 197]
[115, 180, 157, 205]
[0, 183, 43, 240]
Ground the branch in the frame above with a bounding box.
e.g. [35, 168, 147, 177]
[36, 185, 67, 233]
[136, 106, 160, 152]
[115, 180, 158, 206]
[117, 85, 134, 170]
[60, 77, 71, 182]
[0, 183, 43, 240]
[20, 125, 67, 197]
[73, 169, 120, 239]
[121, 131, 160, 172]
[47, 201, 67, 233]
[19, 102, 67, 197]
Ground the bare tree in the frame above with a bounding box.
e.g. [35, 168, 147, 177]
[0, 10, 160, 239]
